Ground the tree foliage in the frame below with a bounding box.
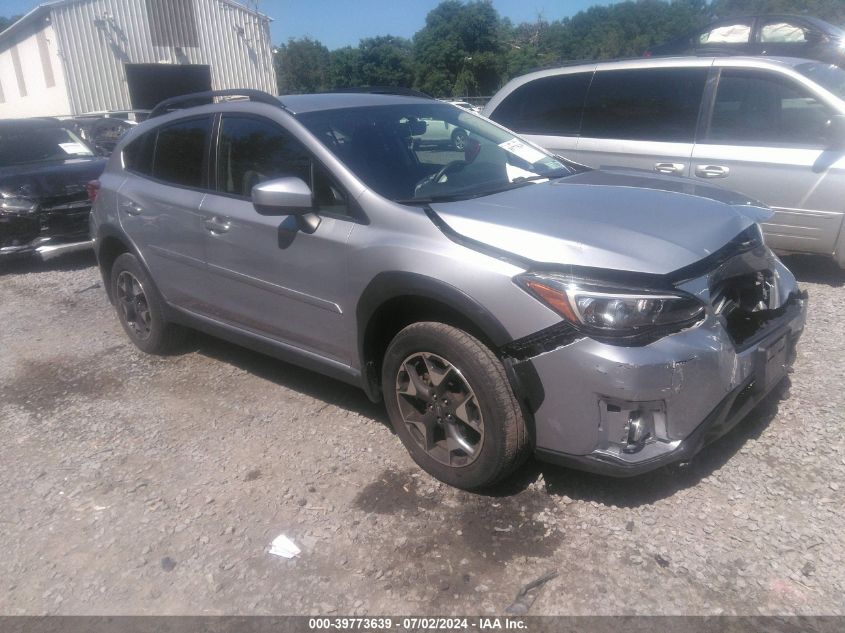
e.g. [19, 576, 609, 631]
[274, 37, 331, 94]
[269, 0, 845, 97]
[0, 15, 21, 33]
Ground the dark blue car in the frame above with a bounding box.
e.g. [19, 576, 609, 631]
[647, 14, 845, 67]
[0, 118, 105, 261]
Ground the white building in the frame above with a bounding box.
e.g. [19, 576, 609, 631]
[0, 0, 276, 118]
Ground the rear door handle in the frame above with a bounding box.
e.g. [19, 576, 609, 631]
[204, 216, 231, 234]
[654, 162, 684, 175]
[695, 164, 730, 179]
[120, 201, 143, 216]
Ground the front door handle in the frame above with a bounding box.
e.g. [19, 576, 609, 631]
[120, 201, 143, 216]
[695, 164, 730, 179]
[204, 216, 231, 234]
[654, 162, 684, 175]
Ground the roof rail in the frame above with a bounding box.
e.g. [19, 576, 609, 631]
[325, 86, 434, 99]
[149, 89, 282, 118]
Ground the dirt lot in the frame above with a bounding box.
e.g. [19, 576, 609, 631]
[1, 251, 844, 616]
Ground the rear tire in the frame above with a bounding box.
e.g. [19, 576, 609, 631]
[382, 322, 530, 490]
[110, 252, 185, 354]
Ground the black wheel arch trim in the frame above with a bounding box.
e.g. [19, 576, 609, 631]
[94, 223, 154, 304]
[357, 271, 518, 400]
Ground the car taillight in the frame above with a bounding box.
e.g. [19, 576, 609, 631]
[86, 179, 101, 203]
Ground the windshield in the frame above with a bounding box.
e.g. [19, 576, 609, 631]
[297, 103, 571, 202]
[0, 125, 94, 168]
[796, 62, 845, 101]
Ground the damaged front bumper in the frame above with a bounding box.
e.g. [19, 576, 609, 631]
[0, 206, 93, 261]
[511, 279, 807, 477]
[0, 236, 94, 261]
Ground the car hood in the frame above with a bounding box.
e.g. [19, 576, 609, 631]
[429, 169, 772, 275]
[0, 157, 106, 202]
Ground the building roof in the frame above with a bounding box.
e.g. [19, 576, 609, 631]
[0, 0, 271, 47]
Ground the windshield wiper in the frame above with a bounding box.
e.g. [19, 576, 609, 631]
[510, 167, 572, 183]
[396, 194, 472, 204]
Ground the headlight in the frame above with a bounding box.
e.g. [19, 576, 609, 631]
[516, 272, 705, 338]
[0, 193, 37, 214]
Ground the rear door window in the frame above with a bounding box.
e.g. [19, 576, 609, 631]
[151, 117, 212, 188]
[705, 69, 833, 147]
[489, 72, 592, 135]
[580, 67, 708, 142]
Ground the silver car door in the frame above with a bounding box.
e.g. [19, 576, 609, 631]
[692, 66, 845, 255]
[573, 65, 710, 177]
[117, 116, 211, 309]
[200, 114, 355, 363]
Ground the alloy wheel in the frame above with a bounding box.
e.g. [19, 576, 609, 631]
[115, 270, 152, 340]
[395, 352, 484, 467]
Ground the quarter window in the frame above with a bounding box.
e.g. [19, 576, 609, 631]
[580, 68, 708, 142]
[707, 70, 832, 146]
[152, 117, 211, 188]
[489, 72, 592, 135]
[122, 131, 154, 175]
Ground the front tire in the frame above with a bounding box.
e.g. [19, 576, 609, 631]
[110, 252, 185, 354]
[382, 322, 530, 489]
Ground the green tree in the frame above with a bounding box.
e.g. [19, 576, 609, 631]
[0, 15, 22, 33]
[329, 46, 363, 89]
[274, 37, 331, 94]
[357, 36, 414, 87]
[412, 0, 507, 97]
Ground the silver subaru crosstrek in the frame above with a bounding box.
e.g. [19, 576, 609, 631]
[90, 89, 807, 489]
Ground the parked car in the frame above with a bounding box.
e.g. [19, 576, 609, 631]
[0, 118, 105, 261]
[442, 99, 483, 114]
[411, 116, 469, 150]
[69, 110, 149, 157]
[91, 89, 806, 489]
[646, 15, 845, 67]
[484, 56, 845, 267]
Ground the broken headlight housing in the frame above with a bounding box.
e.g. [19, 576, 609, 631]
[516, 272, 705, 342]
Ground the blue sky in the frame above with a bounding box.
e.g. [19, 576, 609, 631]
[2, 0, 618, 50]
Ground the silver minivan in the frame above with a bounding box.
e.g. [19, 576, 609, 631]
[484, 57, 845, 267]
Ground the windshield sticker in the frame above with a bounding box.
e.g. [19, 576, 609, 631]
[506, 163, 541, 182]
[59, 142, 93, 156]
[498, 139, 547, 165]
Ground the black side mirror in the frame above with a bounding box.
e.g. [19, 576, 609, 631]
[252, 177, 321, 233]
[825, 115, 845, 149]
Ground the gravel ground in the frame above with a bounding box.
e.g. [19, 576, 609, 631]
[0, 251, 843, 616]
